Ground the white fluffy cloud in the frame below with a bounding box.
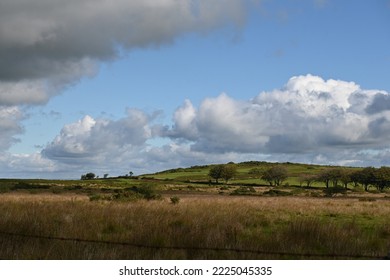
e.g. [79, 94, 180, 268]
[0, 152, 56, 174]
[168, 99, 198, 140]
[42, 109, 155, 163]
[167, 74, 390, 164]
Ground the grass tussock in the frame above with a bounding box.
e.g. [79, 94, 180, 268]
[0, 194, 389, 259]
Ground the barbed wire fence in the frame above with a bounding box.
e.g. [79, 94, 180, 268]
[0, 230, 388, 259]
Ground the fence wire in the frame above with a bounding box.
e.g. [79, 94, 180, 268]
[1, 230, 388, 259]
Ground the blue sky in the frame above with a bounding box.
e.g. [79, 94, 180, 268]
[1, 0, 390, 178]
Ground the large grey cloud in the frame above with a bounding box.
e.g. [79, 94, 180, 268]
[0, 0, 248, 105]
[0, 0, 252, 153]
[0, 106, 24, 150]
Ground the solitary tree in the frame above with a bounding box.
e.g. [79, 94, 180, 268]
[86, 172, 96, 180]
[209, 165, 225, 183]
[81, 172, 96, 180]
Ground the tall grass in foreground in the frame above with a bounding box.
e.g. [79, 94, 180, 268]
[0, 194, 389, 259]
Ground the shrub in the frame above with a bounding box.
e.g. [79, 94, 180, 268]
[108, 184, 163, 201]
[89, 193, 103, 201]
[135, 184, 162, 200]
[51, 186, 63, 194]
[111, 190, 143, 201]
[309, 191, 322, 197]
[263, 189, 291, 196]
[230, 186, 256, 196]
[170, 196, 180, 204]
[323, 187, 347, 197]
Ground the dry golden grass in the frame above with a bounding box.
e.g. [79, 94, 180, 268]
[0, 193, 389, 259]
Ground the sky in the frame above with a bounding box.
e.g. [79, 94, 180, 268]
[1, 0, 390, 179]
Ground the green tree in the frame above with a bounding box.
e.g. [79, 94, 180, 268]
[299, 174, 317, 188]
[329, 168, 343, 187]
[221, 164, 237, 183]
[317, 169, 342, 188]
[373, 166, 390, 191]
[339, 169, 353, 189]
[352, 167, 376, 191]
[209, 165, 224, 183]
[261, 165, 288, 186]
[349, 171, 360, 188]
[81, 172, 96, 180]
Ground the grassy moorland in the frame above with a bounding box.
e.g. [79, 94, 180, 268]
[0, 161, 389, 260]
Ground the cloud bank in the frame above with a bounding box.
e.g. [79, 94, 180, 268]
[9, 74, 384, 178]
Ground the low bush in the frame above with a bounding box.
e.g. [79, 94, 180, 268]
[170, 196, 180, 204]
[323, 187, 347, 197]
[135, 184, 162, 200]
[308, 191, 322, 197]
[263, 189, 291, 197]
[88, 184, 162, 202]
[89, 193, 103, 201]
[230, 186, 256, 196]
[111, 190, 143, 201]
[51, 186, 63, 194]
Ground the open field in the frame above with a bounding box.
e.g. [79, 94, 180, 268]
[1, 162, 390, 259]
[0, 190, 389, 259]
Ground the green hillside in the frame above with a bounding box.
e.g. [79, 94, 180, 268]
[144, 161, 361, 187]
[2, 161, 389, 198]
